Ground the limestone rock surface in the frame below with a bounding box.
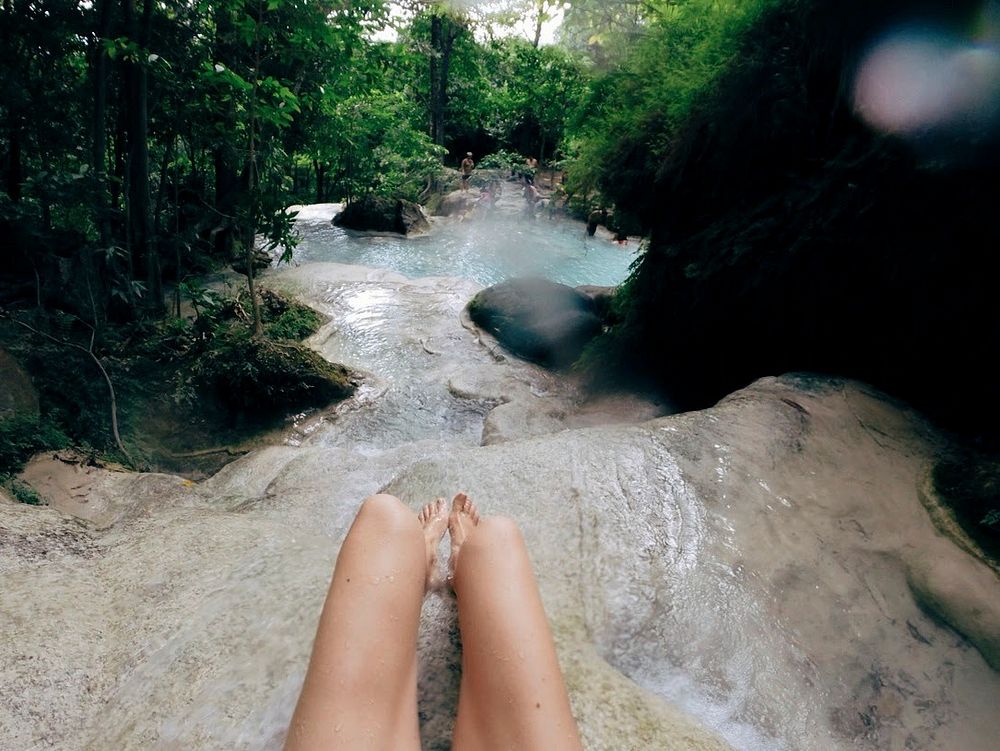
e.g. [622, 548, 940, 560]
[2, 263, 999, 751]
[435, 189, 479, 217]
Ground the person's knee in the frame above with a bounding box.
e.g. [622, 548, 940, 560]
[357, 494, 418, 535]
[471, 515, 525, 551]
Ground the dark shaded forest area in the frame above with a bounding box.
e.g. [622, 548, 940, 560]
[586, 0, 1000, 550]
[602, 0, 999, 434]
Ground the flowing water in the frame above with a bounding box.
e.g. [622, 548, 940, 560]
[278, 200, 640, 454]
[4, 203, 999, 751]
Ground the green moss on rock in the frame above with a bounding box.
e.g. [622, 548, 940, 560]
[194, 334, 357, 415]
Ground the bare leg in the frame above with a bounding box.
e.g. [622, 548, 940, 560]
[285, 494, 447, 751]
[449, 493, 583, 751]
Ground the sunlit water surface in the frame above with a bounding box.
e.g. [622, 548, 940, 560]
[289, 206, 639, 288]
[280, 204, 640, 452]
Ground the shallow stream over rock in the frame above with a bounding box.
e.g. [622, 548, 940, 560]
[2, 207, 998, 751]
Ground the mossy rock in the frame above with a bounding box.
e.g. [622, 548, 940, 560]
[195, 336, 358, 416]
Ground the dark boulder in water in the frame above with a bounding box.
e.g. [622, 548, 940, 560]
[468, 277, 603, 368]
[334, 196, 429, 236]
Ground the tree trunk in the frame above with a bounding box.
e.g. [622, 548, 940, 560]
[429, 14, 444, 147]
[212, 5, 239, 259]
[3, 131, 22, 201]
[532, 6, 544, 48]
[429, 13, 458, 150]
[214, 143, 239, 254]
[153, 136, 174, 237]
[111, 92, 128, 246]
[122, 0, 161, 314]
[1, 0, 23, 202]
[244, 8, 264, 339]
[313, 159, 325, 203]
[91, 0, 113, 249]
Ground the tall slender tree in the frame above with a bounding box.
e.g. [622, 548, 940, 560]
[90, 0, 114, 251]
[528, 0, 565, 48]
[122, 0, 160, 312]
[428, 7, 462, 147]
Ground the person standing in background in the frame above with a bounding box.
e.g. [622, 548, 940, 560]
[461, 152, 475, 192]
[523, 156, 538, 186]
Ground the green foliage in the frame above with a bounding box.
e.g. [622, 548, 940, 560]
[1, 476, 45, 506]
[562, 0, 774, 213]
[477, 149, 524, 170]
[455, 37, 587, 162]
[320, 90, 445, 202]
[0, 413, 70, 476]
[172, 284, 349, 418]
[395, 12, 587, 165]
[0, 282, 340, 477]
[558, 0, 648, 64]
[264, 303, 322, 341]
[179, 280, 227, 326]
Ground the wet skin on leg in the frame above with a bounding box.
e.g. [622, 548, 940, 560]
[449, 493, 584, 751]
[284, 494, 447, 751]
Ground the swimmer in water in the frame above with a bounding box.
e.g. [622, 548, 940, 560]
[284, 492, 583, 751]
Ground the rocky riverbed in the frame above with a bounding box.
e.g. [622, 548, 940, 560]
[2, 262, 998, 751]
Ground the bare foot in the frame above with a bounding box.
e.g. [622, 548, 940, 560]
[447, 492, 480, 585]
[418, 498, 448, 592]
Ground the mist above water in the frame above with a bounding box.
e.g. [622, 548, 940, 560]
[288, 205, 638, 288]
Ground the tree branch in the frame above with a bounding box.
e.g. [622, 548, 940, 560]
[2, 313, 132, 463]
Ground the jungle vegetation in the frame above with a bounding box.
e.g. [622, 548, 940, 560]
[0, 0, 762, 466]
[2, 0, 995, 541]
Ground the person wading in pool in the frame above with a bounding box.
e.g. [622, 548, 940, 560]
[284, 492, 584, 751]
